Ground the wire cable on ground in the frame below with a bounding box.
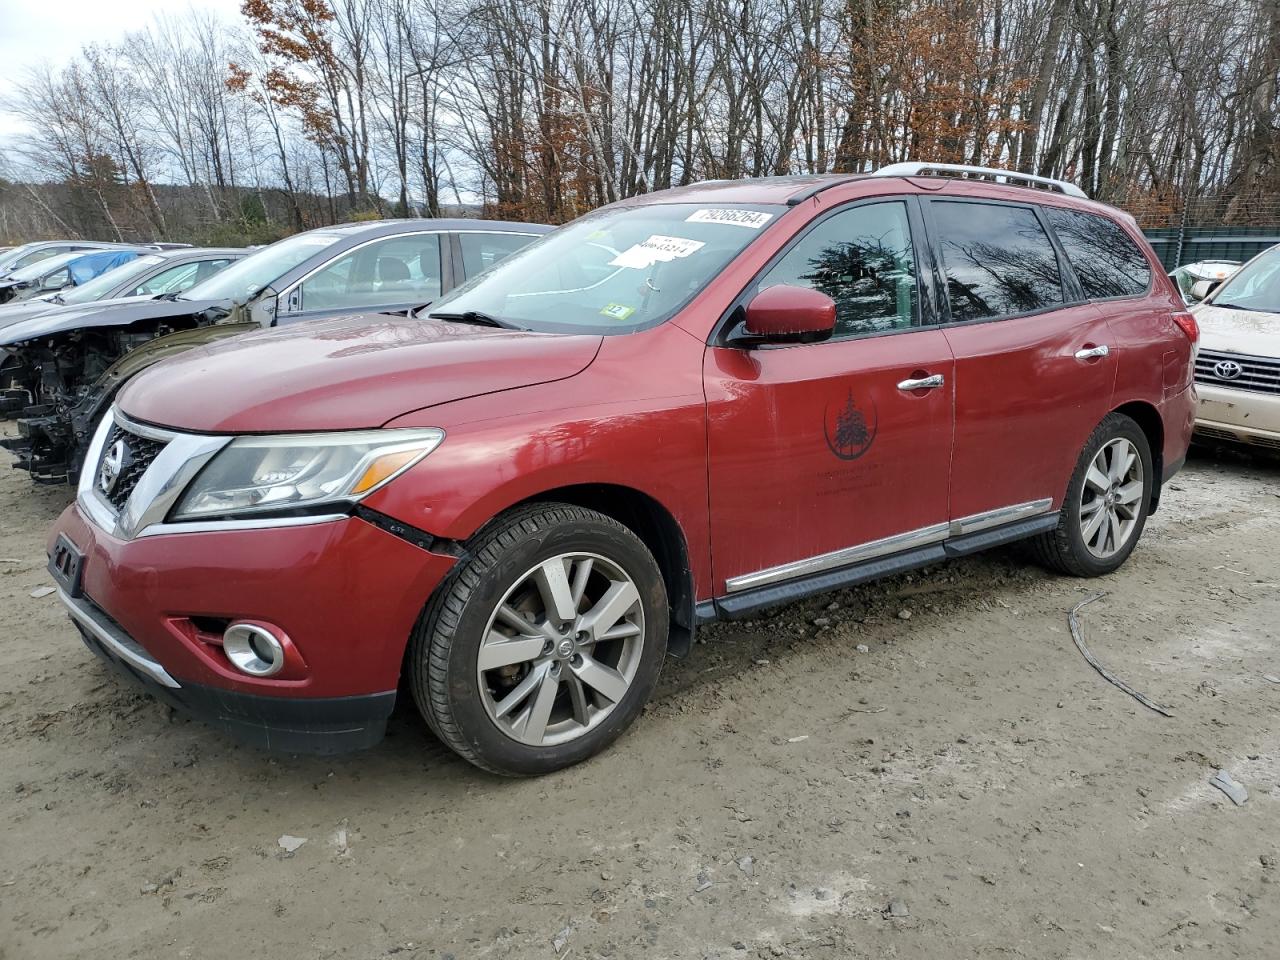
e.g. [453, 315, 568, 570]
[1067, 592, 1174, 717]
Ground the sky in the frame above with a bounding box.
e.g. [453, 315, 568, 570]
[0, 0, 244, 142]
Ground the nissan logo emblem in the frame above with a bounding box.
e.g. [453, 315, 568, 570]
[98, 439, 126, 495]
[1213, 359, 1243, 380]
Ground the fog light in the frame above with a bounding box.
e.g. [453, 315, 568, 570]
[223, 622, 285, 677]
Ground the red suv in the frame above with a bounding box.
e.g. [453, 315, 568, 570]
[47, 165, 1198, 775]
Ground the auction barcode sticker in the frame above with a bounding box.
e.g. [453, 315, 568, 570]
[685, 208, 774, 229]
[610, 235, 706, 269]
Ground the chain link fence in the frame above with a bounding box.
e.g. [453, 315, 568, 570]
[1124, 195, 1280, 271]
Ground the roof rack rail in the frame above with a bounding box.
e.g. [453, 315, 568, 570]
[873, 162, 1088, 199]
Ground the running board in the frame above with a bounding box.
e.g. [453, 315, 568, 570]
[705, 513, 1058, 622]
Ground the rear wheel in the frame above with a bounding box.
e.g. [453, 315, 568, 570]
[410, 503, 668, 776]
[1032, 413, 1153, 577]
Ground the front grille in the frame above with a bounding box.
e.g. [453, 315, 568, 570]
[1195, 349, 1280, 394]
[1195, 425, 1239, 442]
[97, 423, 168, 511]
[1194, 423, 1280, 450]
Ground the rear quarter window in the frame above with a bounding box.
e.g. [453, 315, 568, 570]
[1045, 207, 1151, 299]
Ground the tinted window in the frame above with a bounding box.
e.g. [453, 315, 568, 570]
[1046, 208, 1151, 298]
[756, 201, 918, 338]
[933, 201, 1063, 321]
[460, 232, 536, 277]
[296, 233, 442, 312]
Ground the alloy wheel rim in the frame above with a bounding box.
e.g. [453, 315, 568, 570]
[477, 552, 645, 746]
[1079, 437, 1143, 559]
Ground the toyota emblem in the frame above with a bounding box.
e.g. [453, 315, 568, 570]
[1213, 359, 1243, 380]
[98, 439, 126, 495]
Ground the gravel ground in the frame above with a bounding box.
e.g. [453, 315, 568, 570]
[1, 431, 1278, 960]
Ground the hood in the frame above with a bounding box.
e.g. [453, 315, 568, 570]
[117, 315, 603, 433]
[0, 296, 229, 346]
[0, 297, 69, 334]
[1193, 303, 1280, 357]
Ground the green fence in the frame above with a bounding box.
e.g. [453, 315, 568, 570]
[1143, 225, 1280, 272]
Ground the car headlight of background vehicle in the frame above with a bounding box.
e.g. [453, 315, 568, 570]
[170, 429, 445, 521]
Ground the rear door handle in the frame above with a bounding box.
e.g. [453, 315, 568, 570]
[1074, 344, 1110, 360]
[897, 373, 945, 391]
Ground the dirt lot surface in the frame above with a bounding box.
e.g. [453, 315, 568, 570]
[2, 435, 1278, 960]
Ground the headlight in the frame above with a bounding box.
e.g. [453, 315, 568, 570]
[170, 428, 444, 521]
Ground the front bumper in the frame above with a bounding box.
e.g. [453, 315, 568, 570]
[49, 503, 459, 754]
[1195, 382, 1280, 450]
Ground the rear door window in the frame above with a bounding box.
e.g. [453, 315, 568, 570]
[1044, 207, 1151, 298]
[931, 201, 1064, 322]
[753, 200, 919, 338]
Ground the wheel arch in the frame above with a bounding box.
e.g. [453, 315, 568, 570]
[1111, 399, 1165, 512]
[511, 483, 698, 657]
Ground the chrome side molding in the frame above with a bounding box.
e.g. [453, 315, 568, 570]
[948, 498, 1053, 537]
[724, 498, 1055, 594]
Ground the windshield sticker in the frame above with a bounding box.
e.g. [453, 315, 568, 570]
[600, 302, 636, 321]
[298, 234, 341, 245]
[685, 208, 774, 229]
[609, 235, 706, 270]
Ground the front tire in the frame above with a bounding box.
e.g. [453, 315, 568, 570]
[410, 503, 668, 776]
[1032, 413, 1154, 577]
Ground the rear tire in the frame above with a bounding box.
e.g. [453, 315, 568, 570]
[410, 503, 668, 776]
[1032, 413, 1153, 577]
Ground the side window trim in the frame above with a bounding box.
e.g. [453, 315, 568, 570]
[920, 195, 1086, 328]
[280, 230, 447, 314]
[712, 193, 934, 347]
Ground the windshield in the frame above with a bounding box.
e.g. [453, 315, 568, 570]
[9, 252, 80, 282]
[1211, 247, 1280, 313]
[429, 203, 785, 333]
[0, 243, 43, 272]
[58, 255, 165, 304]
[180, 232, 342, 302]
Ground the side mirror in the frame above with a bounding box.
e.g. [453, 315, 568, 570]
[1189, 279, 1217, 302]
[734, 284, 837, 345]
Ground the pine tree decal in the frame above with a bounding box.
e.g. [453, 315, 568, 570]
[825, 389, 877, 461]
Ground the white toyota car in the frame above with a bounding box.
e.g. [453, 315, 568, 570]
[1191, 244, 1280, 451]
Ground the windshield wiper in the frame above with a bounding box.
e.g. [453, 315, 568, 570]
[428, 310, 526, 331]
[48, 293, 65, 305]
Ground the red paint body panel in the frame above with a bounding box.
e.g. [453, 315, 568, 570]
[371, 322, 715, 598]
[943, 303, 1116, 516]
[702, 333, 953, 588]
[48, 172, 1198, 728]
[50, 504, 456, 697]
[118, 316, 601, 432]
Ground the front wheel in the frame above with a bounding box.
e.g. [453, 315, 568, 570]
[1032, 412, 1154, 577]
[410, 503, 668, 776]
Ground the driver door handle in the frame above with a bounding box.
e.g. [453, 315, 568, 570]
[1074, 344, 1110, 360]
[897, 373, 945, 391]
